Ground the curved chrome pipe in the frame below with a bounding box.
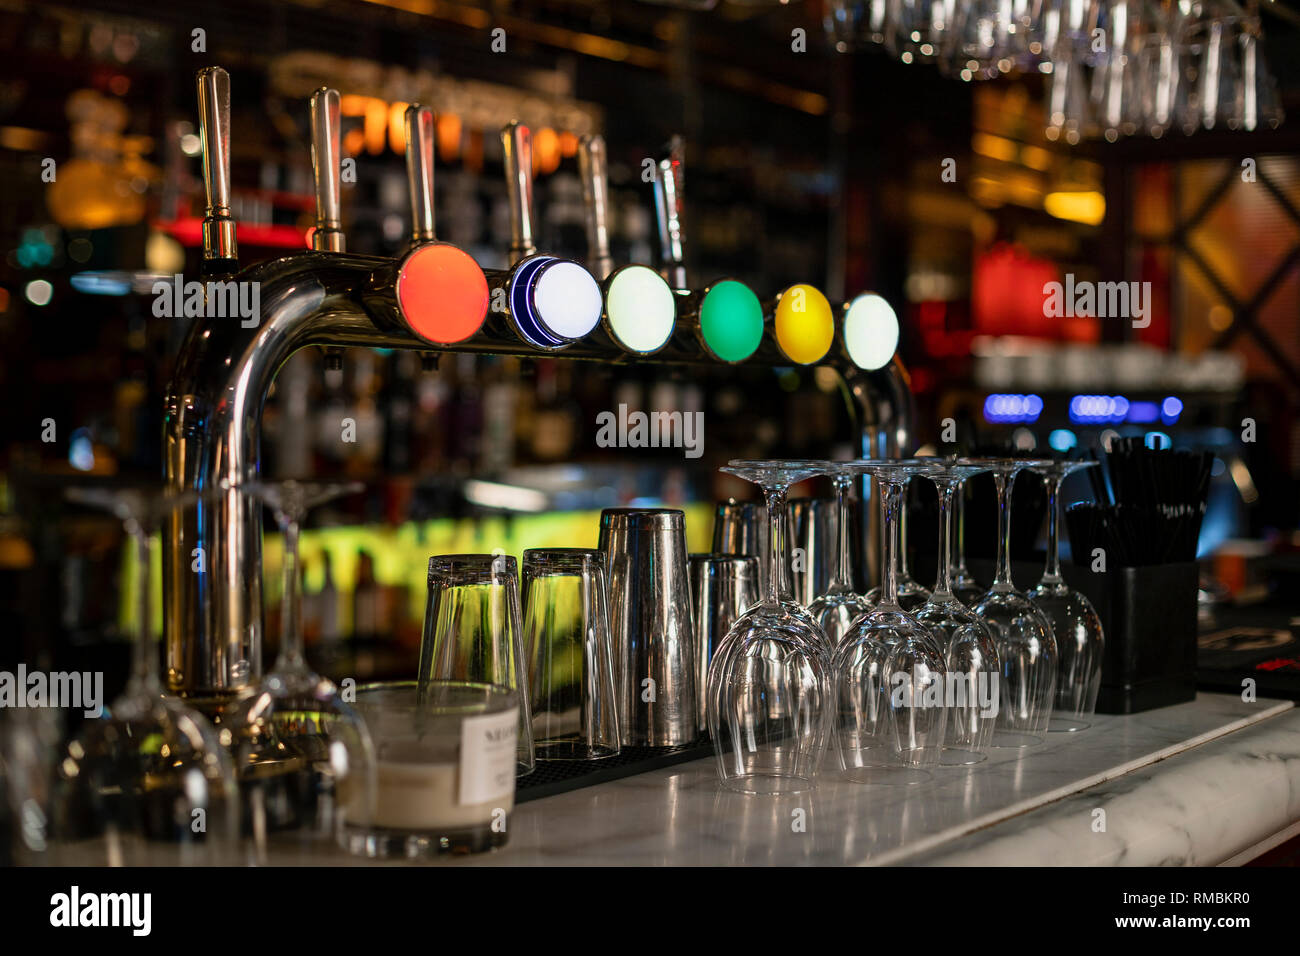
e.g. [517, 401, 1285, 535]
[162, 251, 401, 697]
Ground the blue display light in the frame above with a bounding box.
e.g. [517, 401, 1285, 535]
[1048, 428, 1078, 451]
[70, 272, 132, 296]
[983, 393, 1044, 424]
[1161, 396, 1183, 425]
[1145, 431, 1172, 449]
[1126, 400, 1159, 423]
[1069, 394, 1130, 425]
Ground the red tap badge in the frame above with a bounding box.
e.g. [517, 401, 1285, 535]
[396, 243, 489, 345]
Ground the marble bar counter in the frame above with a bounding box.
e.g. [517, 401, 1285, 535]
[436, 693, 1300, 866]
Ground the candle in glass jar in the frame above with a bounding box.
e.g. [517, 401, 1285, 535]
[368, 706, 518, 831]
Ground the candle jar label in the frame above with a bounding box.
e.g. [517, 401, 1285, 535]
[459, 706, 519, 805]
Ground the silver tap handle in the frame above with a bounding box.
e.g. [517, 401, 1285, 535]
[196, 66, 237, 267]
[502, 121, 538, 262]
[652, 136, 686, 292]
[405, 104, 436, 244]
[310, 88, 345, 253]
[578, 134, 614, 280]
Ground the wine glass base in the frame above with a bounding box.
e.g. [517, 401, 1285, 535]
[535, 741, 620, 761]
[718, 772, 817, 795]
[992, 730, 1046, 749]
[940, 747, 989, 766]
[1048, 716, 1091, 733]
[839, 766, 932, 786]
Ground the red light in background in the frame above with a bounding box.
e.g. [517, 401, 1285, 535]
[973, 242, 1059, 338]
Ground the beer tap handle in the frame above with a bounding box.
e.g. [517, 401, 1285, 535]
[652, 135, 687, 292]
[578, 134, 614, 281]
[405, 104, 436, 245]
[502, 121, 538, 262]
[310, 87, 345, 253]
[196, 66, 238, 273]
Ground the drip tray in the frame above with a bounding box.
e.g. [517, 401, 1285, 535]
[516, 743, 714, 803]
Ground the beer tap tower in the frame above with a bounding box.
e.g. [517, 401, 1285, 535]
[162, 67, 915, 707]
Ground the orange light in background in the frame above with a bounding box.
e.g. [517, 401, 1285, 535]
[365, 98, 387, 155]
[1044, 190, 1106, 226]
[388, 101, 409, 154]
[559, 131, 578, 158]
[533, 127, 560, 175]
[464, 129, 484, 173]
[436, 113, 462, 161]
[1020, 144, 1051, 171]
[972, 132, 1017, 163]
[0, 287, 10, 313]
[340, 94, 389, 155]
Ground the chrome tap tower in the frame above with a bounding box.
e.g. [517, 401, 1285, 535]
[162, 66, 915, 702]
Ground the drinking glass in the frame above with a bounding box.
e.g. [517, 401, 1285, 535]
[1027, 460, 1104, 732]
[689, 554, 761, 729]
[971, 459, 1059, 747]
[712, 498, 768, 595]
[787, 497, 837, 608]
[942, 0, 1011, 79]
[808, 463, 872, 651]
[223, 480, 376, 861]
[952, 483, 986, 606]
[865, 470, 931, 612]
[48, 485, 238, 865]
[420, 553, 535, 774]
[914, 460, 1001, 765]
[1237, 16, 1285, 132]
[832, 459, 947, 784]
[1089, 0, 1142, 141]
[706, 461, 831, 793]
[521, 548, 620, 759]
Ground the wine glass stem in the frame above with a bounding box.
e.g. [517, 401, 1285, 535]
[955, 485, 970, 575]
[934, 483, 956, 597]
[993, 472, 1015, 589]
[277, 515, 306, 669]
[1041, 474, 1063, 586]
[879, 481, 902, 607]
[829, 476, 853, 593]
[897, 481, 912, 580]
[762, 483, 788, 609]
[129, 529, 162, 693]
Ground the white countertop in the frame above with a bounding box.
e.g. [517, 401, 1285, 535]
[446, 693, 1300, 866]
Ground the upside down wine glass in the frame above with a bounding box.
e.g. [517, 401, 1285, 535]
[832, 459, 947, 785]
[706, 461, 831, 793]
[49, 486, 239, 865]
[913, 460, 1001, 765]
[223, 480, 377, 861]
[808, 462, 872, 651]
[865, 469, 930, 612]
[1027, 459, 1104, 732]
[972, 459, 1058, 748]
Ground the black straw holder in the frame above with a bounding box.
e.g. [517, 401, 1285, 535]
[1067, 561, 1199, 714]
